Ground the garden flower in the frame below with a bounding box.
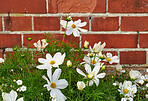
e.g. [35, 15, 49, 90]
[84, 41, 89, 49]
[67, 60, 72, 68]
[121, 98, 133, 101]
[98, 52, 105, 60]
[145, 94, 148, 98]
[103, 53, 119, 64]
[129, 70, 141, 80]
[116, 65, 125, 73]
[89, 42, 106, 53]
[60, 19, 87, 37]
[33, 39, 48, 52]
[77, 81, 86, 90]
[118, 81, 137, 99]
[16, 80, 23, 85]
[2, 90, 23, 101]
[42, 69, 68, 101]
[144, 74, 148, 82]
[0, 58, 4, 63]
[20, 86, 27, 92]
[76, 64, 106, 86]
[36, 52, 65, 70]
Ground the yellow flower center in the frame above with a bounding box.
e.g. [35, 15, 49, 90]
[50, 60, 55, 65]
[146, 79, 148, 81]
[88, 72, 94, 79]
[91, 60, 96, 64]
[71, 24, 76, 28]
[123, 88, 128, 94]
[51, 82, 56, 88]
[106, 58, 111, 62]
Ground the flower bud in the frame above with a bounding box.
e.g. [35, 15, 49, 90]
[89, 53, 94, 58]
[84, 41, 89, 49]
[98, 52, 105, 60]
[116, 65, 122, 72]
[66, 16, 72, 22]
[67, 60, 72, 68]
[77, 81, 86, 90]
[0, 58, 4, 63]
[101, 66, 106, 71]
[27, 37, 32, 41]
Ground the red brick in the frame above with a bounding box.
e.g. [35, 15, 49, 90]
[23, 34, 79, 48]
[0, 0, 46, 13]
[34, 17, 60, 31]
[0, 34, 21, 48]
[49, 0, 105, 13]
[0, 17, 2, 31]
[139, 34, 148, 48]
[62, 17, 89, 31]
[91, 17, 119, 31]
[0, 50, 3, 58]
[121, 17, 148, 31]
[120, 51, 146, 64]
[109, 0, 148, 13]
[93, 0, 106, 13]
[4, 17, 32, 31]
[82, 34, 138, 48]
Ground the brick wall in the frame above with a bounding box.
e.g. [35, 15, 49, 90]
[0, 0, 148, 67]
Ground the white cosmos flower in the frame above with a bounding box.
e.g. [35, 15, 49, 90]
[20, 86, 27, 92]
[76, 64, 106, 86]
[83, 55, 101, 66]
[36, 52, 65, 70]
[103, 53, 119, 64]
[60, 19, 87, 37]
[33, 39, 48, 52]
[2, 90, 23, 101]
[42, 69, 68, 101]
[89, 42, 106, 53]
[0, 58, 4, 63]
[16, 80, 23, 85]
[77, 81, 86, 90]
[129, 69, 141, 80]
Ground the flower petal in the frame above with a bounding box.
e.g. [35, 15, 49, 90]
[46, 53, 53, 61]
[36, 65, 49, 70]
[60, 20, 67, 28]
[92, 64, 100, 75]
[56, 53, 65, 65]
[38, 58, 47, 64]
[2, 93, 11, 101]
[76, 68, 87, 77]
[17, 97, 24, 101]
[89, 80, 94, 86]
[10, 90, 17, 101]
[93, 77, 99, 86]
[77, 22, 87, 27]
[56, 79, 68, 89]
[53, 69, 61, 82]
[97, 73, 106, 78]
[66, 28, 73, 35]
[84, 64, 91, 74]
[78, 28, 87, 32]
[73, 29, 80, 37]
[47, 68, 52, 81]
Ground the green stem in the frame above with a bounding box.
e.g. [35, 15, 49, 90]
[61, 21, 68, 47]
[69, 70, 72, 97]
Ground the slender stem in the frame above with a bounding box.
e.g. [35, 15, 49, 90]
[69, 70, 72, 98]
[61, 21, 68, 47]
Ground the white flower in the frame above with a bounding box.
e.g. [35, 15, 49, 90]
[139, 80, 144, 85]
[16, 80, 23, 85]
[89, 42, 106, 53]
[0, 58, 4, 63]
[116, 65, 122, 72]
[118, 81, 137, 99]
[20, 86, 27, 92]
[129, 70, 141, 80]
[113, 83, 117, 86]
[84, 41, 89, 49]
[145, 94, 148, 98]
[42, 69, 68, 101]
[2, 90, 23, 101]
[16, 88, 21, 92]
[60, 19, 87, 37]
[67, 60, 72, 68]
[146, 83, 148, 87]
[36, 52, 65, 70]
[144, 74, 148, 82]
[33, 39, 48, 52]
[103, 53, 119, 64]
[77, 81, 86, 90]
[146, 69, 148, 73]
[76, 64, 106, 86]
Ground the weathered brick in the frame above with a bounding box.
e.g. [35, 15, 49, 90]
[0, 0, 46, 13]
[82, 34, 138, 48]
[0, 50, 3, 58]
[109, 0, 148, 13]
[91, 17, 119, 31]
[62, 17, 89, 31]
[4, 17, 32, 31]
[139, 34, 148, 48]
[0, 17, 2, 31]
[34, 17, 60, 31]
[49, 0, 106, 13]
[0, 34, 21, 48]
[121, 17, 148, 31]
[120, 51, 146, 64]
[23, 34, 79, 48]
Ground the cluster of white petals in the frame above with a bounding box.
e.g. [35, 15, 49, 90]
[33, 39, 48, 52]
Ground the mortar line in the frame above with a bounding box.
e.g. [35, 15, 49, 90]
[117, 50, 120, 64]
[146, 51, 148, 64]
[89, 17, 91, 31]
[32, 16, 34, 31]
[60, 16, 62, 31]
[118, 16, 121, 31]
[21, 34, 24, 48]
[2, 16, 5, 31]
[106, 0, 108, 13]
[137, 31, 140, 48]
[46, 0, 49, 13]
[79, 35, 82, 48]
